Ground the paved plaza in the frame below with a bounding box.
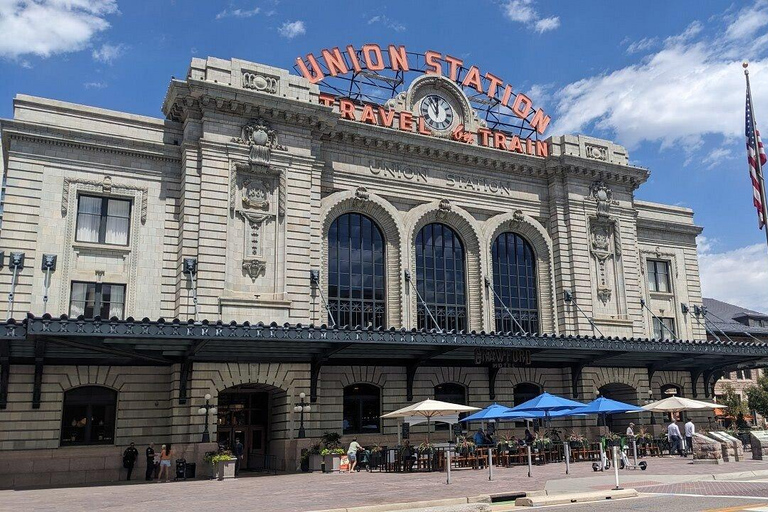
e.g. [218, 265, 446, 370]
[4, 457, 768, 512]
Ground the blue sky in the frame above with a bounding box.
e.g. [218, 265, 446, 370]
[1, 0, 768, 311]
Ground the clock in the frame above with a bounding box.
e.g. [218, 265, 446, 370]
[420, 94, 454, 131]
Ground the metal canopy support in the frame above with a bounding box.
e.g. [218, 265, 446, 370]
[690, 368, 703, 398]
[488, 366, 500, 400]
[406, 363, 418, 401]
[310, 357, 322, 403]
[178, 360, 192, 405]
[0, 340, 9, 409]
[570, 363, 585, 398]
[32, 338, 45, 409]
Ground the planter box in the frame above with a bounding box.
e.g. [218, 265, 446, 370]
[216, 458, 237, 480]
[323, 454, 341, 473]
[308, 454, 323, 472]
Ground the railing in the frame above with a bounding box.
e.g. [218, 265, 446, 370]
[251, 454, 278, 474]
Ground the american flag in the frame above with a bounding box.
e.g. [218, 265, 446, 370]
[746, 87, 767, 229]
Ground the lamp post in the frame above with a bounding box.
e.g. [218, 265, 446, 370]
[197, 393, 218, 443]
[294, 392, 311, 439]
[646, 389, 655, 425]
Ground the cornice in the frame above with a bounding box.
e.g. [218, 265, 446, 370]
[636, 217, 704, 237]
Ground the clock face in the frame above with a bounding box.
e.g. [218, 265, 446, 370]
[420, 94, 454, 131]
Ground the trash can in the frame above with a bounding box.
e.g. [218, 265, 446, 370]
[184, 462, 196, 479]
[175, 458, 187, 480]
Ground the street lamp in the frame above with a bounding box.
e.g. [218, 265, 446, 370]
[197, 393, 218, 443]
[294, 392, 311, 439]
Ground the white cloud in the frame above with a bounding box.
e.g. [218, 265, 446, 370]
[0, 0, 118, 60]
[92, 42, 126, 64]
[367, 14, 406, 32]
[626, 37, 658, 54]
[534, 16, 560, 33]
[502, 0, 560, 33]
[278, 20, 305, 39]
[215, 7, 260, 20]
[725, 2, 768, 41]
[551, 3, 768, 156]
[702, 146, 735, 169]
[699, 238, 768, 314]
[83, 81, 107, 89]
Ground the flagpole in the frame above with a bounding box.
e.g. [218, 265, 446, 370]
[744, 61, 768, 251]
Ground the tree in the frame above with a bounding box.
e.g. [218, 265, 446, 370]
[746, 375, 768, 419]
[720, 383, 749, 418]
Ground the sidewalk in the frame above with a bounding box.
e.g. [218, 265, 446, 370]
[3, 457, 768, 512]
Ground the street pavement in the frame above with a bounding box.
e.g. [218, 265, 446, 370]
[4, 457, 768, 511]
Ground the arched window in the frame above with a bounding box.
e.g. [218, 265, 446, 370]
[492, 233, 539, 333]
[513, 383, 541, 427]
[328, 213, 386, 328]
[343, 384, 381, 435]
[60, 386, 117, 446]
[415, 223, 466, 331]
[434, 383, 467, 430]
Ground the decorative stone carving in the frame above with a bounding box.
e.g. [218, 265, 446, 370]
[354, 187, 370, 201]
[437, 198, 452, 220]
[242, 258, 267, 279]
[590, 180, 612, 218]
[512, 209, 524, 222]
[585, 144, 608, 161]
[242, 178, 270, 210]
[231, 118, 286, 169]
[242, 71, 279, 94]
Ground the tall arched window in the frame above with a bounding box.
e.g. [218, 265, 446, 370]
[415, 223, 466, 331]
[343, 384, 381, 434]
[328, 213, 386, 328]
[513, 383, 541, 427]
[435, 383, 468, 430]
[492, 233, 539, 333]
[60, 386, 117, 446]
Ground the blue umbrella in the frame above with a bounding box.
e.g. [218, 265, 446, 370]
[550, 397, 642, 418]
[498, 392, 587, 424]
[461, 403, 514, 422]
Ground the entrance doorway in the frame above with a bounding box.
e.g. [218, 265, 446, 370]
[217, 386, 271, 471]
[598, 383, 640, 432]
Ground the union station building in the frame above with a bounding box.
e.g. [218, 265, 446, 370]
[0, 49, 766, 486]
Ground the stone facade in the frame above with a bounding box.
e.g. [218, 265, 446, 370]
[0, 56, 717, 485]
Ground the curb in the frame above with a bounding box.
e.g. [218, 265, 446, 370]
[515, 488, 638, 507]
[308, 497, 489, 512]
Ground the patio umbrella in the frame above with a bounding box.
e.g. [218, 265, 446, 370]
[381, 399, 480, 442]
[642, 396, 723, 413]
[461, 403, 514, 422]
[498, 392, 586, 425]
[551, 396, 643, 426]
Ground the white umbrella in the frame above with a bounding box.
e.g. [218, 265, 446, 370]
[382, 399, 480, 442]
[643, 396, 724, 413]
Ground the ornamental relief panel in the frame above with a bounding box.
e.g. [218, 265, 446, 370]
[228, 119, 286, 292]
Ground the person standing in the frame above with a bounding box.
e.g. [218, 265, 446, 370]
[626, 423, 635, 437]
[234, 438, 244, 477]
[122, 442, 138, 481]
[684, 419, 695, 455]
[667, 419, 683, 456]
[157, 444, 173, 482]
[346, 438, 363, 473]
[145, 443, 155, 481]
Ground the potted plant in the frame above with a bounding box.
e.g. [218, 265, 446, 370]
[204, 450, 237, 480]
[455, 435, 476, 456]
[534, 436, 552, 451]
[321, 447, 346, 472]
[567, 432, 585, 450]
[604, 432, 621, 448]
[496, 434, 516, 454]
[307, 443, 322, 472]
[417, 441, 434, 455]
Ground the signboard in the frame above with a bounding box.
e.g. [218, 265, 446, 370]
[474, 348, 532, 368]
[339, 455, 349, 472]
[401, 422, 410, 440]
[452, 422, 464, 438]
[294, 45, 550, 157]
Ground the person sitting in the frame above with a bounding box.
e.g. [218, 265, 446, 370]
[401, 440, 415, 472]
[473, 428, 486, 446]
[524, 428, 535, 445]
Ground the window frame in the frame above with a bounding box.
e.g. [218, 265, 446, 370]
[342, 383, 381, 435]
[434, 383, 468, 430]
[69, 281, 127, 320]
[646, 259, 672, 293]
[75, 194, 132, 247]
[491, 232, 540, 334]
[60, 386, 118, 446]
[652, 316, 676, 339]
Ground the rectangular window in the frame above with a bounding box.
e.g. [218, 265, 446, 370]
[745, 369, 753, 379]
[647, 259, 671, 293]
[75, 195, 131, 246]
[736, 370, 745, 380]
[69, 282, 126, 319]
[653, 317, 676, 339]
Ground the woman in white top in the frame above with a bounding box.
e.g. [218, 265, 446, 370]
[347, 438, 363, 473]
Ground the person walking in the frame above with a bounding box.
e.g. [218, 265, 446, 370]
[667, 419, 683, 456]
[234, 438, 244, 477]
[122, 442, 138, 481]
[347, 438, 363, 473]
[626, 422, 635, 437]
[157, 444, 173, 482]
[684, 419, 696, 455]
[145, 443, 155, 481]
